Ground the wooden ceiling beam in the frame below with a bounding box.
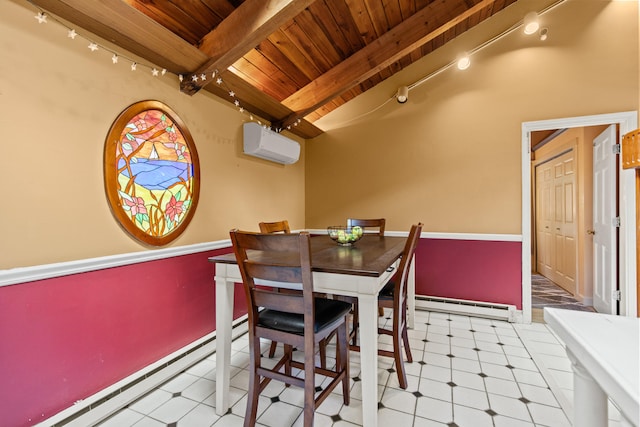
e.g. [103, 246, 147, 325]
[276, 0, 497, 128]
[180, 0, 318, 95]
[30, 0, 323, 138]
[26, 0, 514, 138]
[29, 0, 208, 71]
[202, 71, 323, 139]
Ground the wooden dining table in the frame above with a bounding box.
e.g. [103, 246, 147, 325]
[209, 233, 415, 427]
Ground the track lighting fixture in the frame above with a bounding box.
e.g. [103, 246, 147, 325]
[456, 53, 471, 70]
[539, 28, 548, 41]
[396, 86, 409, 103]
[523, 12, 540, 35]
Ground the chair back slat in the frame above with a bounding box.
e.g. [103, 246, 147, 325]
[230, 229, 314, 319]
[235, 231, 298, 252]
[253, 289, 305, 314]
[347, 218, 385, 236]
[246, 263, 302, 284]
[258, 220, 291, 234]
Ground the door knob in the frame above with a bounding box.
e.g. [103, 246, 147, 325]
[587, 229, 596, 235]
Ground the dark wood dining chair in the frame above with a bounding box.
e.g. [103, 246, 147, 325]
[350, 223, 423, 389]
[347, 218, 385, 236]
[258, 220, 290, 234]
[259, 219, 334, 367]
[230, 229, 351, 427]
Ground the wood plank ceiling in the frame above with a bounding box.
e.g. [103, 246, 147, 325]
[28, 0, 518, 138]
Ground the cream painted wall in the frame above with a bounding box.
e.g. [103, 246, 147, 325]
[307, 0, 638, 234]
[0, 0, 305, 268]
[2, 0, 637, 268]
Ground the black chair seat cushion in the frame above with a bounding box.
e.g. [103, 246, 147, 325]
[378, 279, 396, 301]
[258, 298, 352, 335]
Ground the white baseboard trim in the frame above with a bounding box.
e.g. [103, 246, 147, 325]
[420, 232, 522, 242]
[37, 316, 249, 427]
[577, 296, 594, 306]
[416, 295, 518, 322]
[512, 310, 524, 323]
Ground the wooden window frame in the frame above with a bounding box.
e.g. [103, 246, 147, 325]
[104, 100, 200, 246]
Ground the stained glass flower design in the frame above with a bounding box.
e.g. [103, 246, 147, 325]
[104, 101, 200, 246]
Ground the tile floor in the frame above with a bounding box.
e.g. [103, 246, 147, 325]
[98, 310, 624, 427]
[531, 275, 596, 313]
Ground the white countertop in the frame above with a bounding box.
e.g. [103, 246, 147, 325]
[544, 307, 640, 426]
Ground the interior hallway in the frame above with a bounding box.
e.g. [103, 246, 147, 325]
[531, 273, 596, 324]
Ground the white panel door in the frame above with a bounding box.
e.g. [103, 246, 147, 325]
[553, 155, 577, 294]
[535, 151, 576, 294]
[536, 163, 553, 278]
[592, 125, 618, 314]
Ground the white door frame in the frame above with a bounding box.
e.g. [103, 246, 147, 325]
[521, 111, 638, 323]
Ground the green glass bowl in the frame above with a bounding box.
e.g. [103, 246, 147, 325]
[327, 226, 364, 246]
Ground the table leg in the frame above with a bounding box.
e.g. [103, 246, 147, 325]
[568, 349, 608, 427]
[407, 256, 416, 329]
[215, 273, 235, 416]
[358, 293, 379, 427]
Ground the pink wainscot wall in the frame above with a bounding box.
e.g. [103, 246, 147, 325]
[414, 238, 522, 309]
[0, 248, 247, 427]
[0, 236, 523, 426]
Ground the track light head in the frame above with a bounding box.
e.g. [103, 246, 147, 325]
[456, 53, 471, 70]
[396, 86, 409, 104]
[524, 12, 540, 35]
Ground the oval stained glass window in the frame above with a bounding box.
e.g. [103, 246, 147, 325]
[104, 100, 200, 246]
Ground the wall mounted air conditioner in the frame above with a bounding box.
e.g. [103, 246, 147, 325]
[243, 122, 300, 164]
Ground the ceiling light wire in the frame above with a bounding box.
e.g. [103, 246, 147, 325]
[409, 0, 565, 92]
[320, 0, 566, 129]
[326, 95, 397, 127]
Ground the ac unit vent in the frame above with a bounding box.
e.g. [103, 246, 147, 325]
[243, 122, 300, 164]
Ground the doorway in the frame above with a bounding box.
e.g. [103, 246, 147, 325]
[533, 147, 578, 296]
[530, 273, 595, 320]
[531, 128, 600, 318]
[521, 112, 638, 324]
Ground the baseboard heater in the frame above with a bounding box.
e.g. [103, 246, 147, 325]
[416, 295, 517, 322]
[44, 318, 249, 427]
